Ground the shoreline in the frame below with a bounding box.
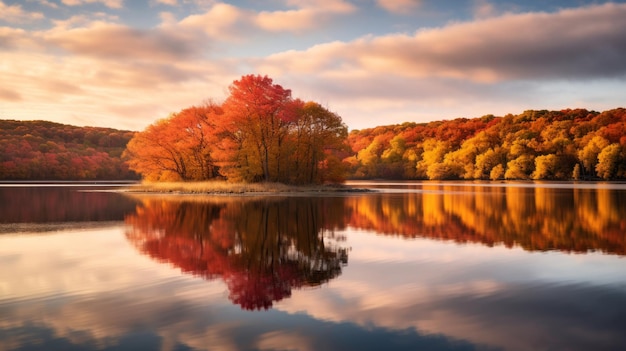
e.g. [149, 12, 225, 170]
[119, 181, 373, 195]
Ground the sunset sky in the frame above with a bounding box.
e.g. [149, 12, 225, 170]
[1, 0, 626, 131]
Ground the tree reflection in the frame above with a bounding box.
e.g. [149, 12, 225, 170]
[125, 185, 626, 312]
[343, 185, 626, 255]
[0, 186, 138, 225]
[125, 196, 348, 310]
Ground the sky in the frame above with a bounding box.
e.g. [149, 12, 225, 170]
[1, 0, 626, 131]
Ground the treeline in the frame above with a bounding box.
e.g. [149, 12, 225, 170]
[3, 83, 624, 182]
[124, 75, 348, 184]
[0, 120, 138, 180]
[345, 108, 626, 180]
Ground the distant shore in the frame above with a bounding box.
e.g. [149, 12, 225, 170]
[120, 181, 372, 195]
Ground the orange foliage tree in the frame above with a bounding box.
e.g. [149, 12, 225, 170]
[124, 104, 222, 181]
[218, 75, 297, 182]
[125, 75, 349, 184]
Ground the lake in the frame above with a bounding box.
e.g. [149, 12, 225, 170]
[1, 181, 625, 351]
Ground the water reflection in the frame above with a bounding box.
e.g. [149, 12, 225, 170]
[123, 184, 626, 313]
[344, 184, 626, 255]
[123, 185, 626, 309]
[0, 185, 138, 225]
[125, 196, 349, 310]
[2, 183, 626, 350]
[0, 185, 139, 234]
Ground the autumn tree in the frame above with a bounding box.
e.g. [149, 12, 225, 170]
[416, 139, 452, 179]
[596, 144, 622, 180]
[124, 104, 222, 181]
[123, 75, 349, 184]
[219, 75, 297, 182]
[215, 75, 348, 184]
[505, 155, 535, 179]
[289, 101, 348, 184]
[531, 154, 560, 180]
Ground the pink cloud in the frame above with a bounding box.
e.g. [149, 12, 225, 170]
[0, 1, 44, 23]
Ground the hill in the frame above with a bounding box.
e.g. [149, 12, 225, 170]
[0, 120, 138, 180]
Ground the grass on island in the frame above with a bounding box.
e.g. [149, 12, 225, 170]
[124, 180, 365, 194]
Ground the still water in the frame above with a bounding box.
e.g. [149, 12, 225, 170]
[1, 181, 625, 351]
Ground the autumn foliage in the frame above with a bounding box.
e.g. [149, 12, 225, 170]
[124, 75, 349, 184]
[0, 120, 137, 180]
[345, 108, 626, 180]
[124, 104, 223, 181]
[3, 88, 624, 182]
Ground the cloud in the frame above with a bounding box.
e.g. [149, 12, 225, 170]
[256, 0, 355, 32]
[0, 10, 236, 130]
[376, 0, 422, 14]
[0, 27, 39, 49]
[38, 0, 59, 9]
[255, 3, 626, 83]
[284, 0, 355, 12]
[159, 11, 178, 25]
[0, 88, 21, 101]
[45, 21, 203, 61]
[256, 8, 326, 32]
[178, 3, 248, 38]
[256, 331, 315, 351]
[155, 0, 177, 5]
[244, 2, 626, 128]
[51, 12, 120, 29]
[61, 0, 124, 8]
[0, 1, 44, 23]
[473, 0, 497, 18]
[3, 1, 625, 132]
[179, 1, 356, 35]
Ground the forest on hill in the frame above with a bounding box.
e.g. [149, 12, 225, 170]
[0, 120, 138, 180]
[346, 108, 626, 180]
[2, 104, 625, 182]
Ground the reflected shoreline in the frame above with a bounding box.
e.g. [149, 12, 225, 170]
[124, 183, 626, 258]
[2, 182, 626, 351]
[121, 183, 626, 310]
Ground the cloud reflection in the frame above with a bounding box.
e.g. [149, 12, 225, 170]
[2, 185, 626, 350]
